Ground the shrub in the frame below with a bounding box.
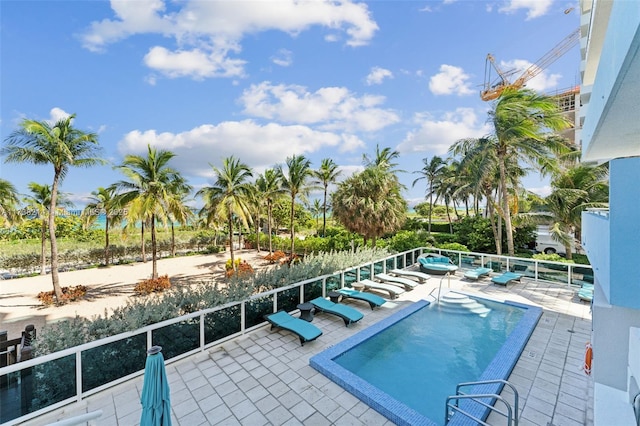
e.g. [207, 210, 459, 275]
[38, 285, 88, 306]
[264, 250, 287, 263]
[532, 253, 575, 263]
[384, 230, 435, 252]
[437, 242, 470, 252]
[225, 258, 242, 271]
[134, 275, 171, 295]
[226, 260, 254, 278]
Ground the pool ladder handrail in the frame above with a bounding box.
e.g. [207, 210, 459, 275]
[427, 272, 451, 303]
[445, 379, 519, 426]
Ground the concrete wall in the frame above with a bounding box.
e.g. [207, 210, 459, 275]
[593, 285, 640, 390]
[609, 157, 640, 310]
[582, 210, 610, 300]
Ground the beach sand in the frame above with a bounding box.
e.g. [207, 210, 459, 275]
[0, 249, 270, 339]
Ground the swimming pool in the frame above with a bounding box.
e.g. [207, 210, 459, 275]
[310, 295, 542, 426]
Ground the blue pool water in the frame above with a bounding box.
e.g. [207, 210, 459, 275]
[310, 296, 542, 426]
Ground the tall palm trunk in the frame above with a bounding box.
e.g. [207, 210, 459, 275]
[322, 186, 328, 237]
[428, 183, 434, 234]
[267, 203, 274, 254]
[489, 202, 501, 254]
[104, 219, 110, 266]
[228, 213, 236, 270]
[151, 214, 158, 279]
[141, 221, 146, 263]
[254, 215, 261, 252]
[445, 199, 453, 234]
[498, 155, 515, 255]
[39, 217, 47, 275]
[289, 194, 295, 255]
[49, 172, 62, 301]
[484, 184, 501, 254]
[170, 223, 176, 257]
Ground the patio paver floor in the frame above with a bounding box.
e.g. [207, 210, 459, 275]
[29, 273, 593, 426]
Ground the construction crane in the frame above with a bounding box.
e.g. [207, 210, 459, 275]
[480, 28, 580, 101]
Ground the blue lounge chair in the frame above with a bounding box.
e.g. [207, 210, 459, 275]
[464, 267, 492, 281]
[359, 278, 406, 299]
[264, 311, 322, 346]
[388, 269, 430, 283]
[375, 273, 418, 290]
[310, 297, 364, 327]
[578, 284, 594, 302]
[418, 256, 458, 275]
[337, 288, 386, 309]
[491, 271, 523, 286]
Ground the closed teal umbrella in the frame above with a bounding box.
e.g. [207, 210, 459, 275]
[140, 346, 171, 426]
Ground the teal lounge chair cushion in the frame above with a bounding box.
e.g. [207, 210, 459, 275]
[464, 267, 492, 280]
[491, 271, 523, 285]
[338, 288, 386, 309]
[578, 288, 594, 302]
[310, 297, 364, 326]
[265, 311, 322, 345]
[359, 279, 406, 299]
[418, 257, 459, 275]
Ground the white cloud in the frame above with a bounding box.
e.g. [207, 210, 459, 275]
[428, 64, 474, 96]
[272, 49, 293, 67]
[143, 44, 247, 79]
[49, 107, 72, 124]
[117, 120, 365, 179]
[396, 108, 491, 155]
[498, 0, 553, 19]
[239, 82, 400, 132]
[365, 67, 393, 85]
[528, 185, 552, 197]
[498, 59, 562, 92]
[80, 0, 378, 80]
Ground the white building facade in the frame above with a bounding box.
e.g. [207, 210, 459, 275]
[579, 0, 640, 423]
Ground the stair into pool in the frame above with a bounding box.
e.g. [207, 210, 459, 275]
[434, 292, 491, 317]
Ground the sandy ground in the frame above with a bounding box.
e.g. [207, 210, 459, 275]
[0, 249, 270, 339]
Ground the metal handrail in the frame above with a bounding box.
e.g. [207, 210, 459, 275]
[445, 379, 519, 426]
[45, 410, 103, 426]
[445, 394, 513, 426]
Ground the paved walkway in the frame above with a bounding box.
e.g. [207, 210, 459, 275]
[27, 274, 593, 426]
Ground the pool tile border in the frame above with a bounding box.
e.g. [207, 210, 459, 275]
[309, 296, 542, 426]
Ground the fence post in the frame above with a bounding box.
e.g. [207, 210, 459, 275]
[0, 330, 7, 387]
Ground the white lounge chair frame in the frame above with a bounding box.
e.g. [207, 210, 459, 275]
[388, 268, 430, 283]
[375, 273, 419, 290]
[359, 279, 406, 299]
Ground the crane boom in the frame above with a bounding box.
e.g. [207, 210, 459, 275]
[480, 28, 580, 101]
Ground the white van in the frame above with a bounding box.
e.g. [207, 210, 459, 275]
[534, 226, 583, 255]
[535, 232, 568, 255]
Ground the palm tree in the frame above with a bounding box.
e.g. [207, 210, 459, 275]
[332, 165, 407, 246]
[545, 163, 609, 259]
[0, 179, 20, 227]
[24, 183, 74, 275]
[450, 136, 530, 254]
[2, 114, 103, 301]
[197, 156, 253, 269]
[82, 186, 122, 266]
[490, 87, 571, 255]
[312, 158, 341, 236]
[277, 155, 313, 256]
[166, 178, 193, 257]
[114, 145, 185, 279]
[255, 168, 285, 254]
[363, 144, 404, 172]
[412, 156, 445, 234]
[308, 198, 323, 230]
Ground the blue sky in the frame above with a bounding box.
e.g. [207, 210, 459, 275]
[0, 0, 581, 209]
